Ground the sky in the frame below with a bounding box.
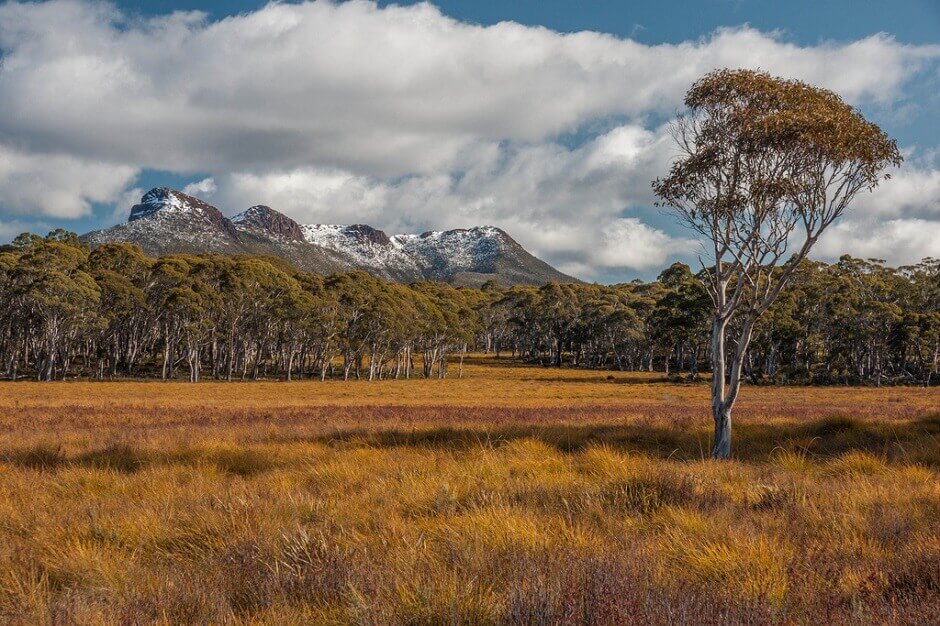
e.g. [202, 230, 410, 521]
[0, 0, 938, 282]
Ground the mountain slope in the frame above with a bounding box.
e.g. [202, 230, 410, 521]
[85, 187, 242, 256]
[82, 188, 579, 286]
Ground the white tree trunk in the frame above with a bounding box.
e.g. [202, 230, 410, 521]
[710, 316, 731, 459]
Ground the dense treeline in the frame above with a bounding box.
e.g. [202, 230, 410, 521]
[1, 230, 937, 384]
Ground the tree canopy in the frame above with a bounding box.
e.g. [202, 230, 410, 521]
[653, 68, 903, 458]
[0, 232, 935, 387]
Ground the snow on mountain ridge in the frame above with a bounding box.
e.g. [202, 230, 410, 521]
[302, 223, 509, 275]
[82, 187, 578, 286]
[230, 206, 260, 224]
[129, 187, 219, 221]
[301, 224, 420, 274]
[105, 187, 241, 247]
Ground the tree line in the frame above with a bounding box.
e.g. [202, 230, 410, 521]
[1, 230, 937, 385]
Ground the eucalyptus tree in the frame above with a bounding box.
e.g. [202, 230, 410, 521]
[272, 273, 319, 381]
[214, 258, 296, 379]
[159, 259, 221, 383]
[360, 282, 416, 380]
[475, 280, 512, 356]
[0, 251, 23, 378]
[619, 280, 665, 372]
[2, 227, 935, 385]
[88, 243, 152, 376]
[538, 282, 583, 367]
[503, 286, 546, 361]
[580, 287, 644, 369]
[412, 282, 477, 378]
[148, 256, 194, 380]
[649, 263, 710, 377]
[832, 257, 906, 384]
[297, 273, 341, 380]
[14, 238, 101, 380]
[901, 258, 940, 384]
[326, 271, 387, 380]
[653, 69, 902, 458]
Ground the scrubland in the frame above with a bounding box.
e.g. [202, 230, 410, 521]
[0, 357, 937, 624]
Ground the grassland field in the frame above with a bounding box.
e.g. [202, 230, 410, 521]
[0, 356, 937, 624]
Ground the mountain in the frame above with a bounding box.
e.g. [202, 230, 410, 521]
[82, 187, 578, 286]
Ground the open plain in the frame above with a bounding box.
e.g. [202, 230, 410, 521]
[0, 357, 938, 624]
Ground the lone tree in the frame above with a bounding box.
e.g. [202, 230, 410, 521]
[653, 69, 902, 459]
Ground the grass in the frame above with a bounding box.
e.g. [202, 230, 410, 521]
[0, 356, 937, 624]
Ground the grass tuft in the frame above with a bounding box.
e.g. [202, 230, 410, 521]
[0, 359, 937, 623]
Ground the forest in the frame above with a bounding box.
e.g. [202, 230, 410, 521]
[1, 230, 937, 385]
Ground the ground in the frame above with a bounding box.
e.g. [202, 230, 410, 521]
[0, 357, 937, 624]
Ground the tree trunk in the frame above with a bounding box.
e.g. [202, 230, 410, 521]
[712, 402, 732, 459]
[162, 335, 171, 381]
[710, 316, 730, 459]
[710, 313, 756, 459]
[227, 326, 236, 382]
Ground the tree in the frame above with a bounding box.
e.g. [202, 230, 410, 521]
[89, 244, 152, 377]
[538, 282, 582, 367]
[649, 263, 710, 378]
[1, 231, 933, 385]
[13, 238, 102, 380]
[653, 69, 902, 458]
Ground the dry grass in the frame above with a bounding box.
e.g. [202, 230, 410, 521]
[0, 356, 937, 624]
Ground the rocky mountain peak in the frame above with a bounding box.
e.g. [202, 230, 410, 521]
[343, 224, 391, 246]
[127, 187, 238, 239]
[232, 205, 304, 241]
[83, 188, 578, 286]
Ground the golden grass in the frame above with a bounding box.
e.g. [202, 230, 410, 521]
[0, 356, 937, 624]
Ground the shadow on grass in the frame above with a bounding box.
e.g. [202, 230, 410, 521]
[1, 414, 937, 472]
[0, 443, 280, 475]
[513, 375, 682, 385]
[312, 413, 940, 465]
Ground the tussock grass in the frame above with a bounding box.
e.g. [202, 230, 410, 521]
[0, 357, 937, 624]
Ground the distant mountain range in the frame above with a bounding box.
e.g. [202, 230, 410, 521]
[81, 187, 578, 286]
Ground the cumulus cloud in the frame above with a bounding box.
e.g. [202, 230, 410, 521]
[814, 161, 940, 264]
[849, 165, 940, 220]
[1, 0, 935, 178]
[0, 144, 138, 218]
[182, 177, 217, 198]
[195, 124, 691, 277]
[0, 0, 937, 275]
[816, 219, 940, 264]
[106, 186, 145, 223]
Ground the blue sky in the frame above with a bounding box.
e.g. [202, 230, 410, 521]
[1, 0, 938, 281]
[116, 1, 940, 45]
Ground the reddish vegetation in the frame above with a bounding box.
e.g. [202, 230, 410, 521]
[0, 360, 937, 623]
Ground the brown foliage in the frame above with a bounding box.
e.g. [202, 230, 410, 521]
[0, 358, 938, 623]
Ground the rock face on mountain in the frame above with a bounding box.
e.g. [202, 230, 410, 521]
[85, 187, 243, 256]
[82, 187, 579, 286]
[231, 205, 305, 242]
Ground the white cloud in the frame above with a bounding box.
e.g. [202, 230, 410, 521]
[849, 166, 940, 220]
[596, 218, 697, 269]
[817, 218, 940, 264]
[0, 0, 935, 179]
[107, 186, 145, 223]
[810, 157, 940, 264]
[0, 143, 138, 218]
[200, 124, 692, 278]
[182, 177, 217, 198]
[0, 0, 937, 274]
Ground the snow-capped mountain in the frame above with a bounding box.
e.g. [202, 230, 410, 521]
[301, 223, 422, 282]
[82, 187, 578, 286]
[83, 187, 243, 255]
